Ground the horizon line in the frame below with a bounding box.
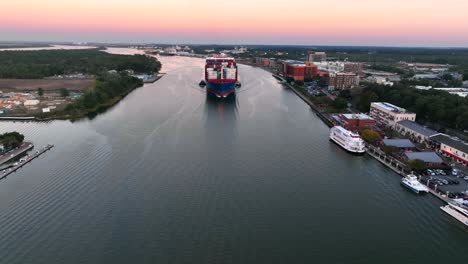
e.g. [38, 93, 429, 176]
[1, 40, 468, 50]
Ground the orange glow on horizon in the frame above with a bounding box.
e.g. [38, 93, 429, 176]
[1, 0, 468, 46]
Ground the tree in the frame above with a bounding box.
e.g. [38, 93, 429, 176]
[408, 159, 427, 173]
[37, 87, 44, 97]
[382, 145, 399, 155]
[60, 88, 70, 97]
[331, 97, 348, 111]
[0, 132, 25, 151]
[360, 129, 381, 143]
[356, 91, 379, 112]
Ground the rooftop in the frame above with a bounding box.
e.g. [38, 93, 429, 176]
[383, 139, 416, 148]
[371, 102, 409, 113]
[283, 60, 306, 66]
[342, 113, 373, 120]
[404, 152, 443, 163]
[413, 74, 440, 80]
[430, 134, 468, 154]
[397, 120, 437, 137]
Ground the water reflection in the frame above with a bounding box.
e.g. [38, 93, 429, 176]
[204, 92, 238, 146]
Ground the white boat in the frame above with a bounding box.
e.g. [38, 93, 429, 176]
[400, 174, 429, 194]
[440, 201, 468, 226]
[329, 126, 365, 154]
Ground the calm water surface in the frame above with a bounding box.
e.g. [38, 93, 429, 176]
[0, 54, 467, 264]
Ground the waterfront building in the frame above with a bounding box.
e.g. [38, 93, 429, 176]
[307, 51, 327, 62]
[404, 152, 443, 165]
[369, 102, 416, 128]
[332, 113, 376, 131]
[383, 139, 416, 151]
[282, 60, 306, 81]
[395, 120, 438, 143]
[430, 134, 468, 165]
[304, 62, 318, 80]
[328, 72, 359, 90]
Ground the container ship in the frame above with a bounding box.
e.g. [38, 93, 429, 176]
[204, 56, 237, 98]
[329, 126, 366, 154]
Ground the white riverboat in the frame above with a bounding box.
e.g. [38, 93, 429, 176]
[440, 200, 468, 227]
[400, 174, 429, 194]
[329, 126, 365, 154]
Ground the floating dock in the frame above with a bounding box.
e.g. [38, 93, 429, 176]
[0, 142, 34, 165]
[0, 144, 54, 180]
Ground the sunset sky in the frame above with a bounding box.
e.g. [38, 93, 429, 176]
[1, 0, 467, 46]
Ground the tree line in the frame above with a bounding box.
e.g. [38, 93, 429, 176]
[63, 72, 143, 116]
[0, 49, 161, 79]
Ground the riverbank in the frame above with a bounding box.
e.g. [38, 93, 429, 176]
[0, 73, 165, 122]
[271, 73, 335, 127]
[271, 69, 455, 206]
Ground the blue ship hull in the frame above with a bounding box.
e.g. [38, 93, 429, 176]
[206, 81, 236, 98]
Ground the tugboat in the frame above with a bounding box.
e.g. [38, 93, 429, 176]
[400, 174, 429, 194]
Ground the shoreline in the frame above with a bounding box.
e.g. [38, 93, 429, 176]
[0, 73, 166, 122]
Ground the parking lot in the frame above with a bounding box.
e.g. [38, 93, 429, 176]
[420, 169, 468, 198]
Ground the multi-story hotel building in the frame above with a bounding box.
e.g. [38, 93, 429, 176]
[369, 102, 416, 128]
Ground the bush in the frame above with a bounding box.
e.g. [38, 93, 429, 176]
[408, 159, 427, 172]
[361, 129, 381, 143]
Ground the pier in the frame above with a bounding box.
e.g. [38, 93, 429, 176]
[0, 116, 36, 121]
[366, 144, 450, 202]
[0, 142, 34, 165]
[366, 144, 408, 176]
[1, 144, 54, 180]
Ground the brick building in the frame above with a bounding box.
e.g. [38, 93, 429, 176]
[282, 60, 306, 81]
[328, 72, 360, 90]
[343, 62, 364, 75]
[304, 62, 318, 80]
[332, 113, 376, 131]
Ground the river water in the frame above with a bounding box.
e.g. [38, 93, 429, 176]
[0, 53, 467, 264]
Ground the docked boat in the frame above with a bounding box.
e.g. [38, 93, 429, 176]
[329, 126, 365, 154]
[400, 174, 429, 194]
[440, 201, 468, 226]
